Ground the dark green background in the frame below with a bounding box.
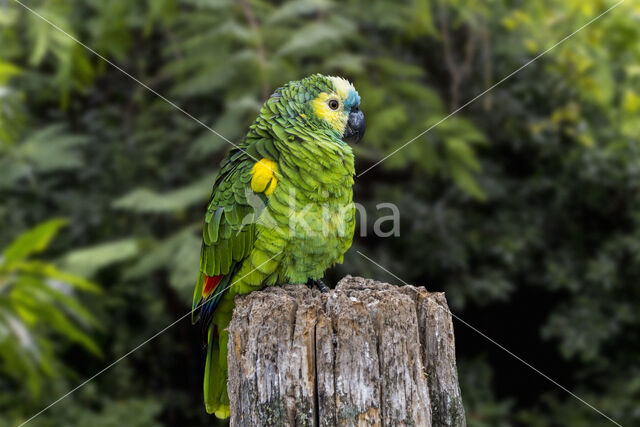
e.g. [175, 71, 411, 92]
[1, 0, 638, 425]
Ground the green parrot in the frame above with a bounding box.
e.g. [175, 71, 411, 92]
[192, 74, 365, 418]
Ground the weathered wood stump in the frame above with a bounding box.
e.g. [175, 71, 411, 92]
[227, 276, 465, 426]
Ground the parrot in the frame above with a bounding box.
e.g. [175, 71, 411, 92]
[191, 74, 365, 418]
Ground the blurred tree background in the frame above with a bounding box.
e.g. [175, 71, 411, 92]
[1, 0, 639, 425]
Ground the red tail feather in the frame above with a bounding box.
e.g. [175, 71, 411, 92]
[203, 274, 223, 297]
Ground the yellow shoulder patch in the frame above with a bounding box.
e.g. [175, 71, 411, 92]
[250, 158, 278, 196]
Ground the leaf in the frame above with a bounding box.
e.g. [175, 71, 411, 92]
[124, 226, 200, 293]
[0, 124, 89, 188]
[0, 61, 22, 84]
[15, 261, 101, 293]
[28, 16, 50, 66]
[276, 18, 355, 56]
[37, 304, 101, 355]
[446, 137, 481, 172]
[406, 0, 436, 36]
[0, 220, 102, 394]
[324, 53, 365, 74]
[0, 7, 19, 26]
[371, 56, 426, 79]
[112, 176, 213, 213]
[61, 239, 141, 277]
[3, 219, 68, 266]
[450, 163, 485, 200]
[267, 0, 333, 24]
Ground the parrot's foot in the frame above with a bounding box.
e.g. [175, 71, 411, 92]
[307, 278, 329, 293]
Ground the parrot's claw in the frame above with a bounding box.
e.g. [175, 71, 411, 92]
[307, 278, 329, 293]
[316, 279, 329, 293]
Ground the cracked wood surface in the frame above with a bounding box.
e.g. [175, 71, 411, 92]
[227, 276, 466, 426]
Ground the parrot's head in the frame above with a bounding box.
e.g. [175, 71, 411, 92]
[272, 74, 365, 144]
[307, 75, 365, 144]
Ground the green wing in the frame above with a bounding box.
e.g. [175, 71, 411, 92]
[191, 141, 278, 327]
[192, 153, 253, 323]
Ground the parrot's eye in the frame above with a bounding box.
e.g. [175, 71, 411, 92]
[328, 99, 340, 110]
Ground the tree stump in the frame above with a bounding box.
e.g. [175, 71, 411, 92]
[227, 276, 466, 427]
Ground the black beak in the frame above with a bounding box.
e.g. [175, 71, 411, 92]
[342, 105, 365, 144]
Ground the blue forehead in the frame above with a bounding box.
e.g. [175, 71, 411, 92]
[343, 89, 361, 110]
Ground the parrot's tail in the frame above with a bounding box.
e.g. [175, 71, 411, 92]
[204, 322, 231, 418]
[194, 271, 237, 419]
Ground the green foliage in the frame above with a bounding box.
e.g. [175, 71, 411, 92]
[14, 397, 163, 427]
[113, 176, 213, 214]
[0, 124, 89, 189]
[0, 219, 100, 398]
[123, 226, 201, 293]
[68, 398, 162, 427]
[61, 239, 142, 278]
[1, 0, 639, 425]
[458, 358, 513, 427]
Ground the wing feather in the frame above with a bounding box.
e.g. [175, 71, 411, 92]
[191, 148, 276, 328]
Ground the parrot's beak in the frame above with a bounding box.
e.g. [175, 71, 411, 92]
[343, 105, 365, 144]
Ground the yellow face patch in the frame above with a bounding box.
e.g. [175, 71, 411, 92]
[310, 76, 357, 136]
[251, 158, 278, 196]
[311, 92, 348, 134]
